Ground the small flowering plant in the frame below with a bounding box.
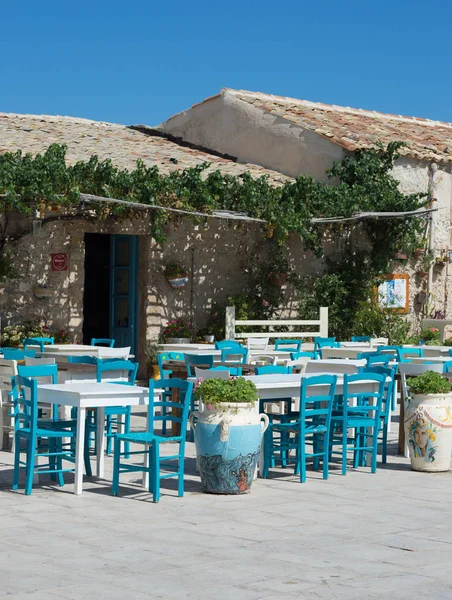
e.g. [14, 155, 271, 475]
[54, 328, 72, 343]
[1, 321, 52, 347]
[162, 318, 191, 340]
[194, 377, 257, 409]
[164, 263, 188, 280]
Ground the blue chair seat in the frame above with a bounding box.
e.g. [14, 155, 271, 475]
[19, 426, 76, 438]
[38, 418, 77, 429]
[332, 415, 377, 428]
[271, 422, 328, 435]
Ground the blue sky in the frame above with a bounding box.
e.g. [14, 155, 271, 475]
[1, 1, 451, 126]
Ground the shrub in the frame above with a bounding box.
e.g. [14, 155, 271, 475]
[408, 371, 452, 395]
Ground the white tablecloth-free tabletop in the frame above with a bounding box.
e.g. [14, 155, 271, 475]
[38, 382, 151, 495]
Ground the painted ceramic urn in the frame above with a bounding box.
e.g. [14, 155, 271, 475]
[405, 393, 452, 472]
[190, 404, 269, 494]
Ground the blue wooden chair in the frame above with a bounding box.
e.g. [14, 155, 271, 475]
[274, 339, 303, 351]
[330, 373, 385, 475]
[97, 359, 138, 455]
[291, 351, 318, 360]
[366, 354, 391, 368]
[16, 363, 92, 477]
[209, 365, 242, 376]
[220, 348, 248, 364]
[184, 353, 215, 377]
[67, 355, 98, 365]
[351, 336, 370, 342]
[443, 361, 452, 373]
[91, 338, 115, 347]
[314, 337, 339, 353]
[112, 378, 193, 502]
[376, 345, 400, 356]
[361, 366, 396, 464]
[262, 374, 337, 481]
[397, 348, 424, 362]
[23, 337, 55, 352]
[357, 351, 379, 360]
[4, 348, 37, 360]
[215, 340, 243, 350]
[12, 375, 75, 494]
[157, 352, 184, 379]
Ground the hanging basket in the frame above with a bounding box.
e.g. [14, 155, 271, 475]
[167, 276, 189, 288]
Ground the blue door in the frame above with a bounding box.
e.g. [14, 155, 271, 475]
[110, 235, 138, 354]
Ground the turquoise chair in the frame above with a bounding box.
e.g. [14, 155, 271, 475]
[215, 340, 243, 350]
[397, 348, 424, 362]
[220, 348, 249, 364]
[210, 365, 243, 376]
[351, 336, 370, 342]
[291, 351, 318, 360]
[12, 375, 75, 494]
[330, 373, 385, 475]
[443, 361, 452, 373]
[67, 355, 98, 365]
[274, 339, 303, 352]
[16, 363, 93, 477]
[112, 378, 193, 502]
[262, 374, 337, 481]
[314, 337, 339, 353]
[377, 345, 400, 356]
[367, 354, 391, 368]
[4, 348, 37, 360]
[184, 353, 215, 377]
[157, 352, 184, 379]
[23, 337, 54, 352]
[91, 338, 115, 347]
[357, 351, 379, 360]
[361, 366, 396, 465]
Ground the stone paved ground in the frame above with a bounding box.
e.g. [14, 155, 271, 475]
[1, 408, 452, 600]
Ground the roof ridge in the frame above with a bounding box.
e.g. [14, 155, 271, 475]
[224, 88, 452, 129]
[0, 111, 124, 128]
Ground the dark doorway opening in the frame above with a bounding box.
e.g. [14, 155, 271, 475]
[83, 233, 111, 344]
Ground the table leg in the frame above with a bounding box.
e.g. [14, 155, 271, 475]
[96, 407, 105, 478]
[142, 405, 150, 488]
[398, 386, 406, 455]
[75, 407, 86, 495]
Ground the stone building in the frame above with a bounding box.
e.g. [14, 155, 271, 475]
[1, 89, 452, 365]
[159, 88, 452, 327]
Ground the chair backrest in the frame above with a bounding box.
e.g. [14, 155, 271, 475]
[210, 365, 243, 376]
[220, 348, 249, 364]
[351, 336, 370, 342]
[255, 365, 293, 375]
[194, 367, 230, 380]
[247, 337, 269, 351]
[17, 363, 58, 386]
[4, 348, 37, 360]
[184, 353, 215, 377]
[91, 338, 115, 347]
[23, 337, 54, 352]
[215, 340, 243, 351]
[250, 354, 277, 365]
[96, 359, 138, 384]
[397, 348, 424, 362]
[283, 358, 309, 373]
[67, 355, 99, 365]
[342, 373, 386, 421]
[361, 366, 396, 420]
[157, 352, 184, 378]
[97, 346, 131, 359]
[357, 351, 379, 360]
[376, 345, 400, 356]
[314, 337, 338, 352]
[11, 375, 38, 435]
[443, 360, 452, 373]
[291, 351, 318, 360]
[148, 378, 193, 438]
[24, 357, 56, 366]
[299, 374, 337, 427]
[274, 339, 302, 351]
[367, 354, 391, 368]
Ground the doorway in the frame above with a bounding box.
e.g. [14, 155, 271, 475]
[83, 233, 139, 354]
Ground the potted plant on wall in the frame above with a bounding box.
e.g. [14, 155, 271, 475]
[162, 318, 192, 344]
[190, 377, 269, 494]
[164, 263, 189, 288]
[405, 371, 452, 472]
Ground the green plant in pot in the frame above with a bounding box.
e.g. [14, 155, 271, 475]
[190, 377, 269, 495]
[161, 318, 191, 343]
[145, 340, 162, 379]
[405, 371, 452, 472]
[164, 263, 189, 288]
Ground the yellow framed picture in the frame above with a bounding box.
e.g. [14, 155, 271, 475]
[376, 274, 409, 314]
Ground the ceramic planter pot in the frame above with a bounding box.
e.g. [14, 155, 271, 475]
[166, 337, 191, 344]
[405, 392, 452, 472]
[190, 403, 269, 494]
[203, 335, 215, 343]
[167, 277, 189, 288]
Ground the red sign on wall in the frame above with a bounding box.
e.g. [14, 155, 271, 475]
[51, 253, 68, 271]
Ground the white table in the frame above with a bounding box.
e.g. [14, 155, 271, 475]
[320, 347, 369, 359]
[305, 359, 365, 374]
[38, 382, 150, 495]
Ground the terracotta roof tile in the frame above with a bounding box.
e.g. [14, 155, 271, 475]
[226, 89, 452, 164]
[0, 112, 289, 185]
